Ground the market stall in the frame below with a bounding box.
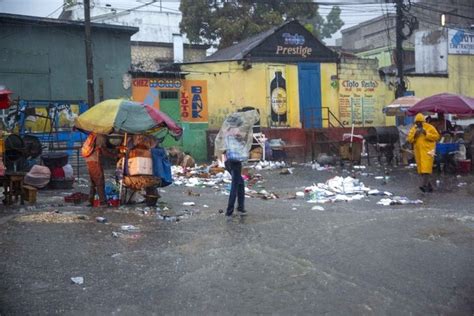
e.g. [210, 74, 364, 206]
[407, 93, 474, 173]
[75, 99, 183, 205]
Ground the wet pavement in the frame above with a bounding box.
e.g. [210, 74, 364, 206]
[1, 163, 473, 314]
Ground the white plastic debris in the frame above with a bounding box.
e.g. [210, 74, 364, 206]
[121, 225, 140, 232]
[304, 175, 393, 204]
[377, 196, 423, 206]
[183, 202, 195, 206]
[295, 192, 305, 197]
[311, 205, 325, 211]
[71, 277, 84, 285]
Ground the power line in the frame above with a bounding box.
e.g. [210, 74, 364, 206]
[46, 3, 67, 18]
[411, 2, 474, 21]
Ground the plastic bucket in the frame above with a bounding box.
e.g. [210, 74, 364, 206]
[457, 159, 471, 173]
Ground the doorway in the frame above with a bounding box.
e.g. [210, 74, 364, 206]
[298, 63, 322, 128]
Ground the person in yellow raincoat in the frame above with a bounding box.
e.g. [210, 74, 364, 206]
[407, 113, 440, 192]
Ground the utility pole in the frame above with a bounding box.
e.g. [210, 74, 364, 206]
[395, 0, 406, 99]
[84, 0, 95, 108]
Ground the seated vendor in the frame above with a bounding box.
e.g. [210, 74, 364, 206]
[427, 113, 453, 135]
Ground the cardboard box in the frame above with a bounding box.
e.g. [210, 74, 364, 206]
[128, 157, 153, 176]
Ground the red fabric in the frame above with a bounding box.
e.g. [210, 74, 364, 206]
[408, 93, 474, 115]
[50, 167, 65, 179]
[144, 104, 183, 137]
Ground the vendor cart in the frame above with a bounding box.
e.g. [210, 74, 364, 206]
[75, 99, 183, 206]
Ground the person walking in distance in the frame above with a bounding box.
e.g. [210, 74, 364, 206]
[82, 133, 115, 206]
[407, 113, 440, 192]
[214, 110, 259, 219]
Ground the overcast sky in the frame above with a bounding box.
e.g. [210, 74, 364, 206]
[0, 0, 395, 45]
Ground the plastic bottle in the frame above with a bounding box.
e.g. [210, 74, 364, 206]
[93, 194, 100, 207]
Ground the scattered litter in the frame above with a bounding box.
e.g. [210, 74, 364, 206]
[311, 205, 325, 211]
[295, 191, 305, 197]
[121, 225, 140, 232]
[71, 277, 84, 285]
[316, 153, 336, 165]
[353, 165, 366, 170]
[292, 207, 297, 210]
[377, 197, 423, 206]
[95, 216, 107, 223]
[457, 182, 467, 187]
[186, 190, 200, 197]
[183, 202, 195, 206]
[280, 168, 293, 175]
[203, 204, 209, 208]
[218, 209, 224, 214]
[252, 161, 287, 170]
[305, 176, 393, 204]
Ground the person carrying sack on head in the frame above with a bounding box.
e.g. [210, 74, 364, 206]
[82, 133, 115, 206]
[406, 113, 440, 193]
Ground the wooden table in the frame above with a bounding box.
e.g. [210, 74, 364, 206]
[0, 171, 26, 205]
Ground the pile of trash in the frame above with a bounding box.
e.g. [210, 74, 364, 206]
[304, 176, 392, 204]
[172, 165, 230, 187]
[250, 160, 288, 170]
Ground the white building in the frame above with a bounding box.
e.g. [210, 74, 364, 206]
[60, 0, 208, 71]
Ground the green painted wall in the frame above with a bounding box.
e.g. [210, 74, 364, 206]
[0, 19, 135, 102]
[182, 122, 208, 162]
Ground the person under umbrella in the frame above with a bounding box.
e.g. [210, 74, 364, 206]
[82, 133, 116, 206]
[406, 113, 440, 192]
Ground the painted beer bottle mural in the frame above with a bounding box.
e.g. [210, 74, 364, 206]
[270, 71, 287, 125]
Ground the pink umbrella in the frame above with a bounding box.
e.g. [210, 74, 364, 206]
[407, 93, 474, 115]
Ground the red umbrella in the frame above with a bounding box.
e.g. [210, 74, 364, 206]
[407, 93, 474, 115]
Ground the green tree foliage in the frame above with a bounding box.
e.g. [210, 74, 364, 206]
[180, 0, 344, 49]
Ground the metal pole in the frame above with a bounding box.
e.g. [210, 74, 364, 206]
[84, 0, 95, 108]
[395, 0, 406, 99]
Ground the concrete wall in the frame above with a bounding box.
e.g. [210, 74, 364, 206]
[337, 57, 395, 127]
[415, 29, 448, 74]
[0, 22, 134, 101]
[341, 14, 410, 52]
[408, 55, 474, 97]
[131, 44, 208, 72]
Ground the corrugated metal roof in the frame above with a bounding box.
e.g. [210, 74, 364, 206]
[205, 24, 281, 62]
[0, 13, 138, 34]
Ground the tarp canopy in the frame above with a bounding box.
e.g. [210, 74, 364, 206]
[74, 99, 183, 139]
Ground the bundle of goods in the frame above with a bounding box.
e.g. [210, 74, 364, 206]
[41, 152, 74, 189]
[24, 165, 51, 189]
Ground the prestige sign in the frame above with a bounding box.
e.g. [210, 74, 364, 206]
[275, 32, 313, 58]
